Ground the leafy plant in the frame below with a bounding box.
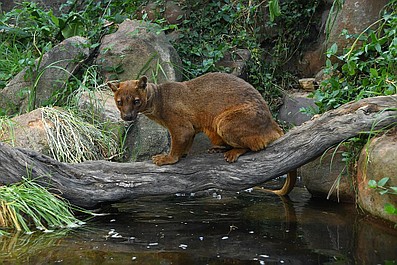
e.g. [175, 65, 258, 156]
[311, 3, 397, 113]
[368, 177, 397, 216]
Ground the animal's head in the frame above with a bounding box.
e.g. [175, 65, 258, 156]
[108, 76, 149, 121]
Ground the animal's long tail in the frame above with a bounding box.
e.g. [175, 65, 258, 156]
[255, 170, 297, 196]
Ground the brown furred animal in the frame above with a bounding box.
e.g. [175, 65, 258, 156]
[108, 73, 296, 195]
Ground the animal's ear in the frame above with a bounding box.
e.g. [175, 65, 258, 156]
[107, 81, 120, 93]
[138, 76, 147, 90]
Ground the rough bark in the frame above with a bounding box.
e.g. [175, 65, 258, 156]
[1, 95, 396, 208]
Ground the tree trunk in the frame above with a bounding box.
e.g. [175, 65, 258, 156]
[1, 95, 396, 208]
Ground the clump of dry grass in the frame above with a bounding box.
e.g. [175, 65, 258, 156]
[41, 107, 120, 163]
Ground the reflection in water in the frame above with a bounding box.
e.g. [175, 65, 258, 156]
[1, 183, 397, 265]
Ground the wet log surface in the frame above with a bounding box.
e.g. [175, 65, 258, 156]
[1, 95, 396, 208]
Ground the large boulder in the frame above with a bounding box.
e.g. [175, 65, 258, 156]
[327, 0, 389, 52]
[0, 36, 89, 115]
[357, 130, 397, 224]
[0, 109, 52, 155]
[124, 115, 170, 162]
[299, 0, 389, 77]
[301, 147, 355, 203]
[96, 19, 182, 83]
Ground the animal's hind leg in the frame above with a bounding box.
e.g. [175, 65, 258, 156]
[215, 106, 282, 162]
[204, 129, 231, 153]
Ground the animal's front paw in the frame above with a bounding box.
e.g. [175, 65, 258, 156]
[152, 154, 179, 166]
[224, 148, 248, 163]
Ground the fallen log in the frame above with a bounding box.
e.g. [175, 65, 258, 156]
[1, 95, 396, 208]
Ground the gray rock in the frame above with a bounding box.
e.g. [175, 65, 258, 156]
[277, 91, 318, 127]
[96, 19, 182, 83]
[125, 115, 170, 162]
[77, 90, 122, 123]
[216, 49, 251, 79]
[301, 147, 355, 203]
[299, 0, 388, 77]
[0, 36, 89, 115]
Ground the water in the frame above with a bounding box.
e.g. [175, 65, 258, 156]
[1, 181, 397, 265]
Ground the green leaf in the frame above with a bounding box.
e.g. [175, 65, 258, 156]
[384, 203, 397, 215]
[268, 0, 281, 22]
[377, 177, 390, 187]
[62, 22, 84, 38]
[380, 190, 389, 195]
[329, 43, 338, 56]
[369, 68, 378, 78]
[368, 180, 377, 189]
[390, 186, 397, 194]
[375, 43, 382, 53]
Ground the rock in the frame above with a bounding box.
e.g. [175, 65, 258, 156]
[327, 0, 389, 52]
[125, 115, 170, 162]
[301, 147, 355, 203]
[357, 130, 397, 224]
[277, 91, 318, 126]
[77, 89, 122, 124]
[298, 78, 316, 91]
[216, 49, 251, 79]
[96, 19, 182, 83]
[0, 106, 121, 163]
[300, 48, 326, 77]
[139, 1, 187, 25]
[0, 109, 52, 155]
[299, 0, 388, 76]
[0, 36, 89, 115]
[163, 1, 186, 25]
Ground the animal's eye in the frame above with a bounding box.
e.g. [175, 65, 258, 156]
[117, 100, 122, 106]
[133, 99, 141, 105]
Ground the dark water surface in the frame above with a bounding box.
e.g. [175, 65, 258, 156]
[1, 182, 397, 265]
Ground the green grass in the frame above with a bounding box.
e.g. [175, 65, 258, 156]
[0, 178, 86, 233]
[0, 39, 35, 90]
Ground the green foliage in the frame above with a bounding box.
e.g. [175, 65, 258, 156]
[311, 4, 397, 113]
[162, 0, 321, 108]
[0, 177, 87, 233]
[1, 0, 321, 111]
[368, 177, 397, 216]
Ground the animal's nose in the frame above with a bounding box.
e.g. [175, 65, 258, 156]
[122, 114, 134, 121]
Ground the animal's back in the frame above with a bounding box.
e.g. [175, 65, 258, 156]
[183, 72, 267, 114]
